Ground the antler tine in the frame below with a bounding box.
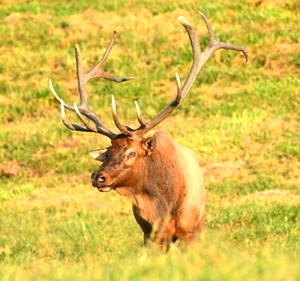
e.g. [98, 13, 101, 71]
[73, 102, 99, 132]
[198, 11, 248, 63]
[174, 72, 182, 101]
[86, 31, 135, 82]
[131, 12, 247, 138]
[111, 95, 134, 136]
[59, 99, 91, 132]
[49, 79, 74, 112]
[134, 101, 147, 126]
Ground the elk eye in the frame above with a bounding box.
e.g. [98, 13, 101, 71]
[127, 151, 136, 159]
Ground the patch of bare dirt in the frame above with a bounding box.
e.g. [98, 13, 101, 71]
[199, 81, 248, 102]
[57, 137, 85, 153]
[4, 12, 52, 24]
[202, 160, 246, 183]
[4, 172, 131, 217]
[263, 41, 300, 76]
[239, 189, 300, 203]
[248, 0, 292, 7]
[0, 161, 23, 178]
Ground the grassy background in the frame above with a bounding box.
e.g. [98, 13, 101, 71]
[0, 0, 299, 280]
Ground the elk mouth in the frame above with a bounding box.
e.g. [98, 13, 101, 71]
[95, 181, 115, 192]
[97, 186, 113, 192]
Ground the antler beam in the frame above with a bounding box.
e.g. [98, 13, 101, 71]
[128, 11, 247, 139]
[49, 31, 134, 139]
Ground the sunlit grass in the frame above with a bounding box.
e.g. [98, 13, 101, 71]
[0, 0, 299, 280]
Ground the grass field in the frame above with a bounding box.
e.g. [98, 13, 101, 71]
[0, 0, 299, 280]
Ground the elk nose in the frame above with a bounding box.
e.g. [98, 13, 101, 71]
[91, 171, 109, 187]
[97, 174, 106, 184]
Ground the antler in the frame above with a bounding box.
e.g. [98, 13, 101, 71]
[50, 12, 247, 141]
[123, 11, 247, 139]
[49, 31, 134, 139]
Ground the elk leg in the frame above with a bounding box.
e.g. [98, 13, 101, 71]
[132, 204, 152, 245]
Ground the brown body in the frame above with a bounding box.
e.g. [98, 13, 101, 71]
[50, 12, 246, 248]
[90, 131, 206, 245]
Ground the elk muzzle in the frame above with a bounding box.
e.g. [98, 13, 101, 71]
[91, 171, 115, 192]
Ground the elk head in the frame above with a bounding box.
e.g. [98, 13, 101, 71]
[49, 12, 247, 193]
[88, 134, 155, 192]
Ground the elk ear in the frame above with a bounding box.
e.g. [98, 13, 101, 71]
[89, 149, 107, 162]
[142, 136, 156, 155]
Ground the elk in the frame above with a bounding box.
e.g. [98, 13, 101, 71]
[49, 12, 247, 248]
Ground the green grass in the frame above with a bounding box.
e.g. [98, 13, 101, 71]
[0, 0, 299, 280]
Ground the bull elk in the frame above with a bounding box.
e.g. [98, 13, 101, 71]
[49, 12, 247, 248]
